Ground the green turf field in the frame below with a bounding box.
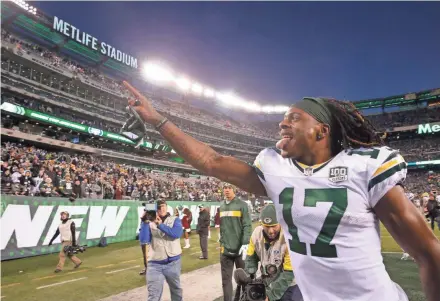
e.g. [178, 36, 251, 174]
[1, 225, 439, 301]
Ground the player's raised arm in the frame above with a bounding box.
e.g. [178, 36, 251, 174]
[123, 81, 267, 196]
[374, 185, 440, 301]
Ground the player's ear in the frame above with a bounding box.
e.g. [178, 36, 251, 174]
[321, 124, 330, 137]
[316, 124, 330, 140]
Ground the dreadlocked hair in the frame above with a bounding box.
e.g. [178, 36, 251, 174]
[324, 98, 384, 154]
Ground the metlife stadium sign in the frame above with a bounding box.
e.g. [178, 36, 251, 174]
[1, 197, 220, 260]
[52, 16, 138, 69]
[418, 122, 440, 135]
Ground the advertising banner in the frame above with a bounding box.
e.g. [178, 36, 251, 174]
[0, 196, 220, 261]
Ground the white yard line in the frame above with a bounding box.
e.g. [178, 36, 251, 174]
[105, 265, 140, 274]
[36, 277, 87, 290]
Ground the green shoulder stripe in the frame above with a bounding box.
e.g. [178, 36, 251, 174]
[253, 165, 265, 181]
[383, 151, 400, 164]
[368, 162, 407, 191]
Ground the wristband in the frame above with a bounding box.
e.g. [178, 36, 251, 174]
[155, 117, 169, 132]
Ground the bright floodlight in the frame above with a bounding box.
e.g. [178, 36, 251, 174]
[247, 102, 262, 112]
[262, 105, 289, 114]
[176, 77, 191, 91]
[203, 88, 215, 98]
[191, 82, 203, 95]
[142, 62, 175, 83]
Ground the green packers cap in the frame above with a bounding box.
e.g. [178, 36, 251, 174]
[222, 183, 236, 190]
[260, 204, 278, 226]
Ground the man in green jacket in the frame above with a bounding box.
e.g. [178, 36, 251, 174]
[219, 183, 252, 301]
[245, 204, 302, 301]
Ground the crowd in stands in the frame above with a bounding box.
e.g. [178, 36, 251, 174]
[0, 142, 250, 202]
[389, 137, 440, 162]
[367, 107, 440, 131]
[404, 170, 440, 196]
[1, 141, 437, 202]
[2, 30, 278, 140]
[1, 29, 124, 94]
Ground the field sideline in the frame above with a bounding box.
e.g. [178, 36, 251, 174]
[1, 225, 439, 301]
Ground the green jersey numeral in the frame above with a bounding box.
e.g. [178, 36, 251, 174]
[279, 187, 348, 258]
[347, 149, 380, 159]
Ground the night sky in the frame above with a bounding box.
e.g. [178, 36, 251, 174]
[35, 1, 440, 105]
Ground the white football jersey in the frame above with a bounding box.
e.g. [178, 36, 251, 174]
[254, 146, 408, 301]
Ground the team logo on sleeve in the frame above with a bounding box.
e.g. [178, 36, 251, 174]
[329, 167, 348, 183]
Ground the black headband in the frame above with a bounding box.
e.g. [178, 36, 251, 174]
[292, 97, 334, 127]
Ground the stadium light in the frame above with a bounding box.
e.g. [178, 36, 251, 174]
[247, 102, 262, 113]
[176, 77, 191, 92]
[203, 88, 215, 98]
[141, 62, 175, 83]
[191, 82, 203, 95]
[262, 105, 289, 114]
[140, 59, 288, 114]
[12, 0, 37, 14]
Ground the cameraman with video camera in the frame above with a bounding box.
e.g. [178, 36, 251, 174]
[142, 200, 184, 301]
[48, 211, 82, 273]
[236, 204, 302, 301]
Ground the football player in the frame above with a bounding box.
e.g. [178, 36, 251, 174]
[123, 81, 440, 301]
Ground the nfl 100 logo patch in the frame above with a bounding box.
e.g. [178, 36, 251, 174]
[329, 167, 348, 183]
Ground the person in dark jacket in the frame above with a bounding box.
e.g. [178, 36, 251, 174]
[427, 194, 440, 231]
[197, 204, 210, 259]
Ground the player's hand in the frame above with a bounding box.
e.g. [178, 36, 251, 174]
[123, 81, 163, 126]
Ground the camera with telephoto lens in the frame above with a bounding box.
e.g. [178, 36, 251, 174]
[234, 269, 266, 301]
[141, 202, 158, 222]
[63, 245, 87, 256]
[244, 280, 266, 301]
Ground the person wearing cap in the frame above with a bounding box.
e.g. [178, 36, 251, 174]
[245, 204, 302, 301]
[48, 211, 82, 273]
[196, 204, 210, 259]
[142, 199, 184, 301]
[219, 183, 252, 301]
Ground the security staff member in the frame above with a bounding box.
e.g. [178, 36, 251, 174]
[246, 204, 302, 301]
[219, 183, 252, 301]
[49, 211, 82, 273]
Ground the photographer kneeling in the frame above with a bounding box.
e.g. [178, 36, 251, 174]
[241, 204, 302, 301]
[143, 200, 184, 301]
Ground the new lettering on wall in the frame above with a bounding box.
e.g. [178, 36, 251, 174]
[0, 196, 220, 260]
[52, 16, 138, 69]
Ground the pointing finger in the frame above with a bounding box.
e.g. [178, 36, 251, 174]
[123, 81, 142, 100]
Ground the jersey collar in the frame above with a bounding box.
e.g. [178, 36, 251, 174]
[291, 157, 333, 176]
